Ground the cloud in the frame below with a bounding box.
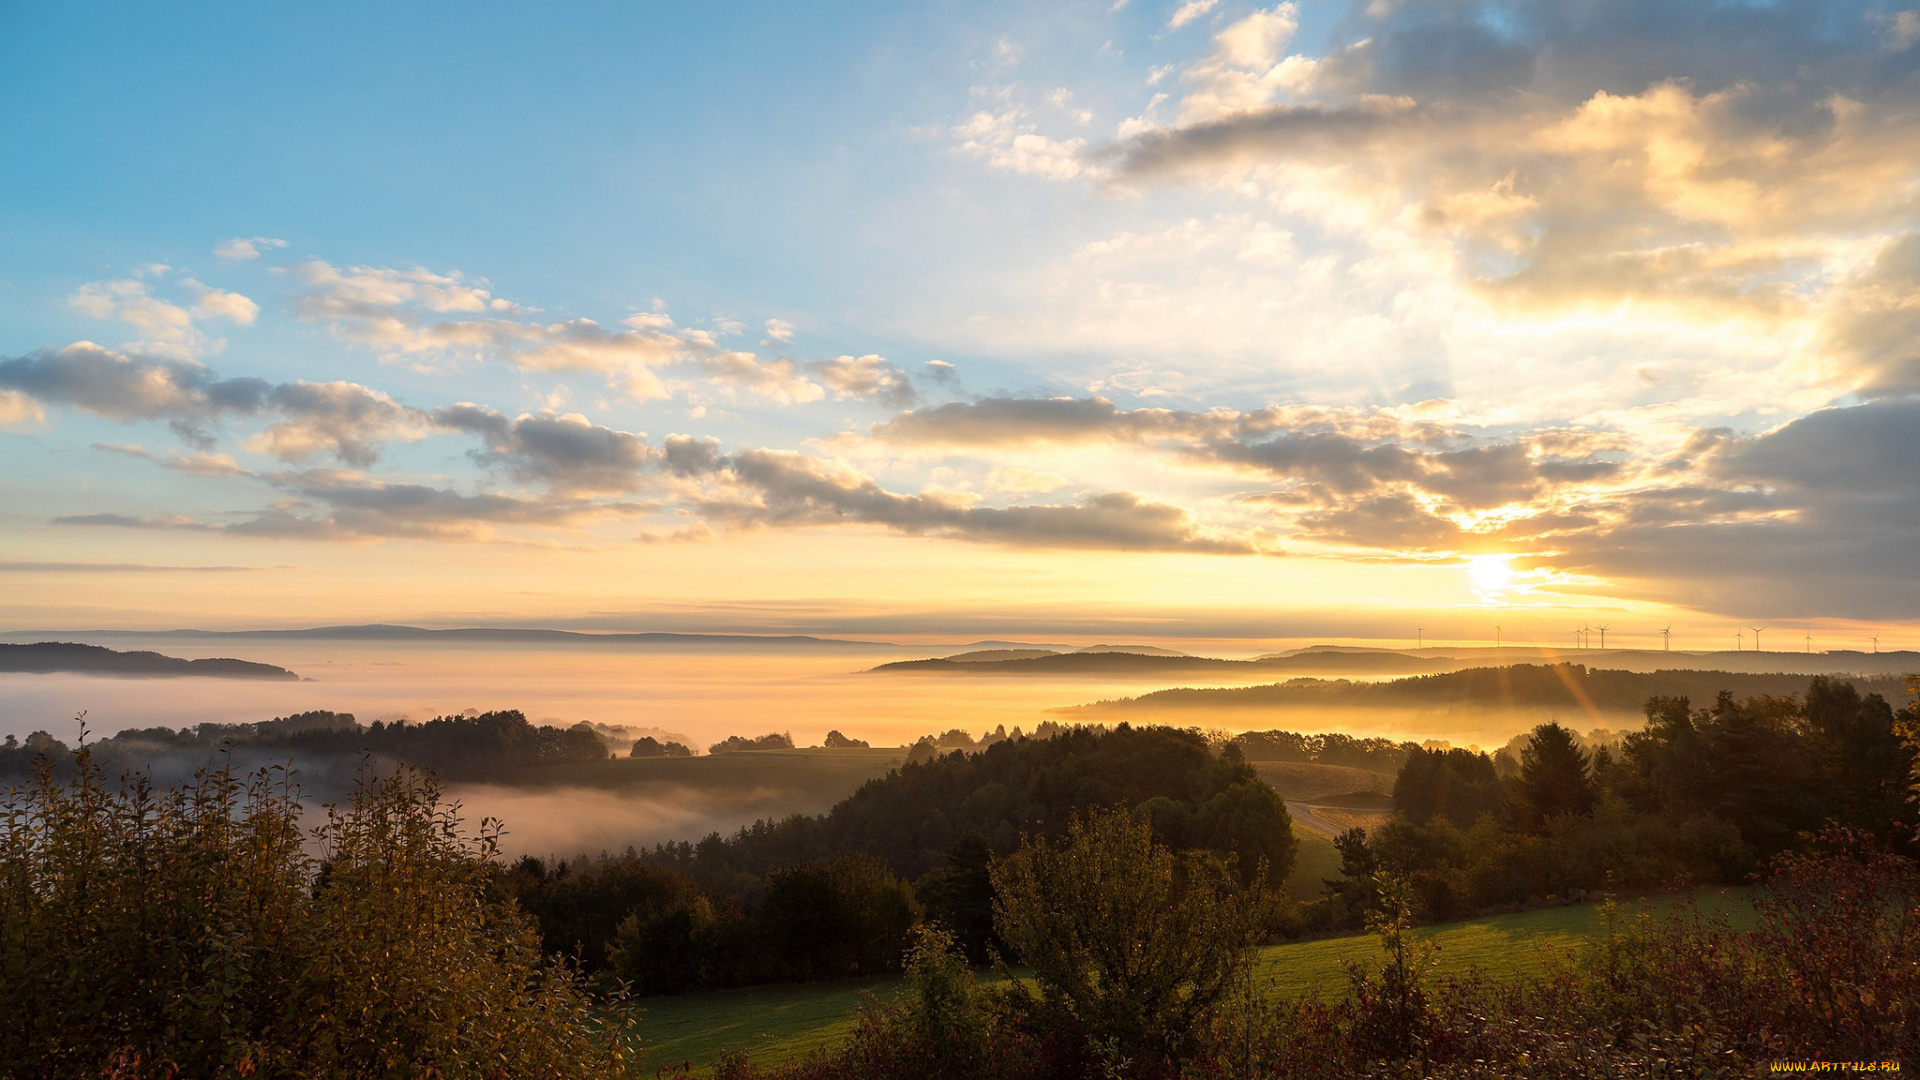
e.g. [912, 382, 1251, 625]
[1166, 0, 1219, 31]
[434, 404, 656, 494]
[188, 282, 259, 325]
[810, 354, 917, 407]
[1555, 399, 1920, 616]
[869, 395, 1649, 557]
[66, 276, 257, 360]
[55, 470, 644, 544]
[951, 88, 1093, 181]
[0, 343, 268, 422]
[1082, 0, 1920, 399]
[699, 449, 1260, 553]
[875, 395, 1193, 446]
[762, 318, 796, 345]
[214, 237, 288, 261]
[250, 381, 426, 467]
[92, 442, 251, 477]
[0, 390, 43, 430]
[291, 262, 834, 404]
[1174, 4, 1311, 123]
[0, 343, 431, 467]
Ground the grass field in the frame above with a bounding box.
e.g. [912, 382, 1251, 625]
[635, 886, 1756, 1075]
[1285, 828, 1342, 900]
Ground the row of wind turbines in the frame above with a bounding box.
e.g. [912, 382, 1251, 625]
[1417, 627, 1889, 653]
[1558, 625, 1880, 653]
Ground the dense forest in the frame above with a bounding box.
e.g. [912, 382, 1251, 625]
[509, 725, 1296, 991]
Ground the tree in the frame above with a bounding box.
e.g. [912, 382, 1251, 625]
[1392, 746, 1505, 828]
[991, 809, 1264, 1066]
[758, 853, 921, 981]
[915, 831, 999, 964]
[1189, 779, 1297, 887]
[1514, 722, 1596, 828]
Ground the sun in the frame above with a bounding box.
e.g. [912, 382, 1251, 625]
[1466, 554, 1517, 595]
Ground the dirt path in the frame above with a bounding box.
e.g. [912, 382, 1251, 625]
[1286, 801, 1347, 839]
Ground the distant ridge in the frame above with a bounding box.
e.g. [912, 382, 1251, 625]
[0, 624, 896, 649]
[1058, 663, 1915, 719]
[0, 642, 298, 680]
[874, 650, 1453, 676]
[1073, 643, 1190, 656]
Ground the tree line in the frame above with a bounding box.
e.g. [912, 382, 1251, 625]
[1310, 675, 1918, 930]
[0, 709, 615, 782]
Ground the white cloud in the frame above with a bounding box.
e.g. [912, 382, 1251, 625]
[812, 354, 916, 406]
[1177, 4, 1304, 123]
[952, 104, 1092, 182]
[188, 281, 260, 325]
[0, 390, 44, 430]
[762, 318, 796, 345]
[291, 261, 832, 405]
[65, 276, 256, 360]
[214, 237, 289, 261]
[1166, 0, 1219, 31]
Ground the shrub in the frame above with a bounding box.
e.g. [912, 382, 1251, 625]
[0, 735, 636, 1080]
[991, 809, 1266, 1071]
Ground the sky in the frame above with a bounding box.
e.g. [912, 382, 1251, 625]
[3, 0, 1919, 648]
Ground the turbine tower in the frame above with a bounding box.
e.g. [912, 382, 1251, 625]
[1736, 630, 1745, 651]
[1804, 632, 1812, 654]
[1751, 626, 1766, 652]
[1661, 625, 1672, 651]
[1596, 624, 1609, 650]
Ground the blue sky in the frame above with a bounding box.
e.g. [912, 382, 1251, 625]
[2, 0, 1918, 640]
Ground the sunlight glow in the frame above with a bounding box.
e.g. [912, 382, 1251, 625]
[1467, 554, 1517, 596]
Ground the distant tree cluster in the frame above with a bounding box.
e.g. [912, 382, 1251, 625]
[823, 729, 870, 748]
[708, 731, 795, 754]
[1228, 729, 1413, 772]
[905, 724, 1017, 762]
[628, 735, 693, 757]
[1310, 676, 1919, 930]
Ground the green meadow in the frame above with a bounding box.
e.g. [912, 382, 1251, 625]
[635, 886, 1756, 1075]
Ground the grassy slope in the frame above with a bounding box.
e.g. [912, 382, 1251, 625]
[636, 881, 1753, 1075]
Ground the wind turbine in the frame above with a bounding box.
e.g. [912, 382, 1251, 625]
[1804, 632, 1813, 654]
[1750, 626, 1766, 652]
[1661, 625, 1672, 652]
[1736, 630, 1745, 651]
[1495, 625, 1501, 650]
[1873, 636, 1879, 654]
[1417, 627, 1423, 650]
[1596, 624, 1609, 650]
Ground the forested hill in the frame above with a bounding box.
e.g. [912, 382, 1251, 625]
[1062, 664, 1914, 718]
[0, 642, 298, 680]
[873, 651, 1452, 676]
[641, 724, 1293, 886]
[1, 709, 612, 781]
